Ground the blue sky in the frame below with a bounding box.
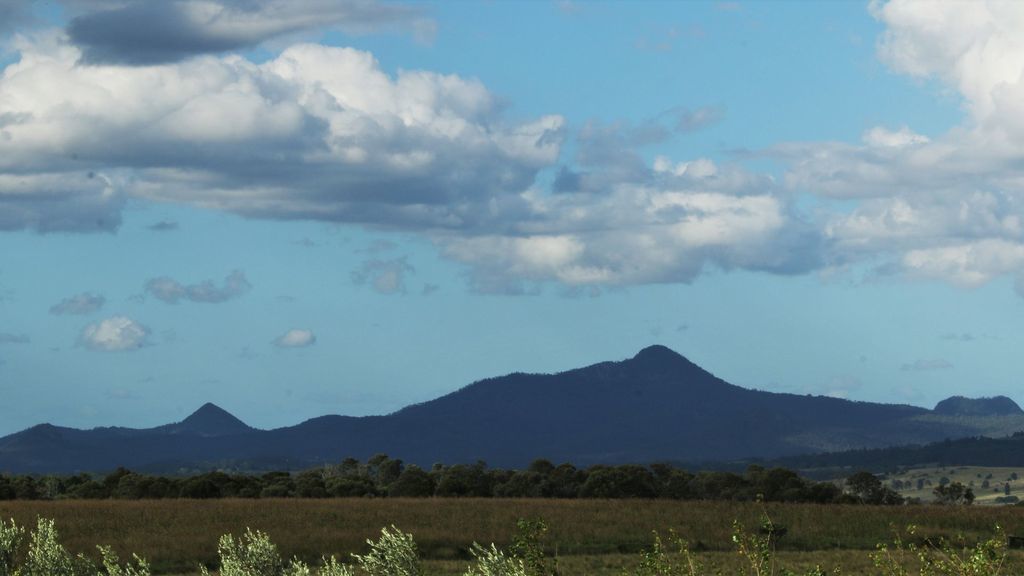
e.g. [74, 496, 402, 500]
[2, 0, 1023, 434]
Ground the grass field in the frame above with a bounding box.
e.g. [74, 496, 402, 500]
[2, 499, 1023, 575]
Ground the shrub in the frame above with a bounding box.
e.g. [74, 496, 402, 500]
[0, 519, 24, 576]
[463, 543, 527, 576]
[352, 526, 421, 576]
[623, 531, 704, 576]
[871, 524, 1006, 576]
[201, 528, 341, 576]
[207, 529, 286, 576]
[19, 518, 95, 576]
[97, 546, 150, 576]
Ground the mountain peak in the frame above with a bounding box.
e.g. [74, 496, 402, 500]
[934, 395, 1024, 417]
[172, 403, 253, 436]
[629, 345, 692, 370]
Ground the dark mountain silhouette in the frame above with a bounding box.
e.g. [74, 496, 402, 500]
[1, 345, 1022, 474]
[933, 395, 1023, 417]
[154, 402, 254, 436]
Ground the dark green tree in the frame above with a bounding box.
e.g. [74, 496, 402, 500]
[388, 465, 435, 497]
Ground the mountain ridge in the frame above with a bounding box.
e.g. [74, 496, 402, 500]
[1, 345, 1021, 474]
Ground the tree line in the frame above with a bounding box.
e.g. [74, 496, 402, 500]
[0, 455, 905, 503]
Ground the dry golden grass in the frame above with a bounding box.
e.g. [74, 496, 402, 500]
[2, 498, 1024, 574]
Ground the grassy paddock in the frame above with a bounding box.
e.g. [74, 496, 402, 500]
[2, 499, 1023, 574]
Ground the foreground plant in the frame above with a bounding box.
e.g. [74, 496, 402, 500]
[871, 525, 1006, 576]
[352, 526, 420, 576]
[0, 519, 24, 576]
[463, 542, 527, 576]
[201, 527, 353, 576]
[622, 530, 704, 576]
[509, 518, 558, 576]
[19, 518, 89, 576]
[0, 518, 149, 576]
[202, 524, 424, 576]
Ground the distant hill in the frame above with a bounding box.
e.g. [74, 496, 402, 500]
[933, 396, 1023, 417]
[2, 345, 1023, 474]
[764, 432, 1024, 477]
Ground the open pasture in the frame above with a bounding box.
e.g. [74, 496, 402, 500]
[881, 466, 1024, 505]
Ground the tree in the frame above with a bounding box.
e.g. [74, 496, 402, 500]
[845, 471, 902, 505]
[579, 465, 656, 499]
[388, 466, 435, 498]
[294, 469, 327, 498]
[495, 471, 545, 498]
[435, 462, 491, 497]
[933, 481, 974, 505]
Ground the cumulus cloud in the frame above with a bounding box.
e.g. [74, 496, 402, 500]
[0, 38, 564, 234]
[9, 1, 1024, 296]
[79, 316, 149, 351]
[352, 257, 414, 294]
[145, 270, 251, 304]
[66, 0, 435, 65]
[770, 0, 1024, 294]
[0, 333, 29, 344]
[273, 328, 316, 348]
[50, 292, 106, 315]
[0, 30, 804, 291]
[900, 358, 954, 372]
[0, 171, 124, 233]
[441, 154, 820, 292]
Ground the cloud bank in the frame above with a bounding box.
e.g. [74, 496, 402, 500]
[66, 0, 435, 65]
[4, 0, 1024, 295]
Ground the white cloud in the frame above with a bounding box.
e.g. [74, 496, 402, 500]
[0, 38, 564, 234]
[862, 126, 930, 148]
[8, 1, 1024, 296]
[773, 1, 1024, 293]
[901, 240, 1024, 288]
[273, 328, 316, 348]
[50, 292, 106, 315]
[871, 0, 1024, 125]
[440, 156, 817, 291]
[80, 316, 149, 351]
